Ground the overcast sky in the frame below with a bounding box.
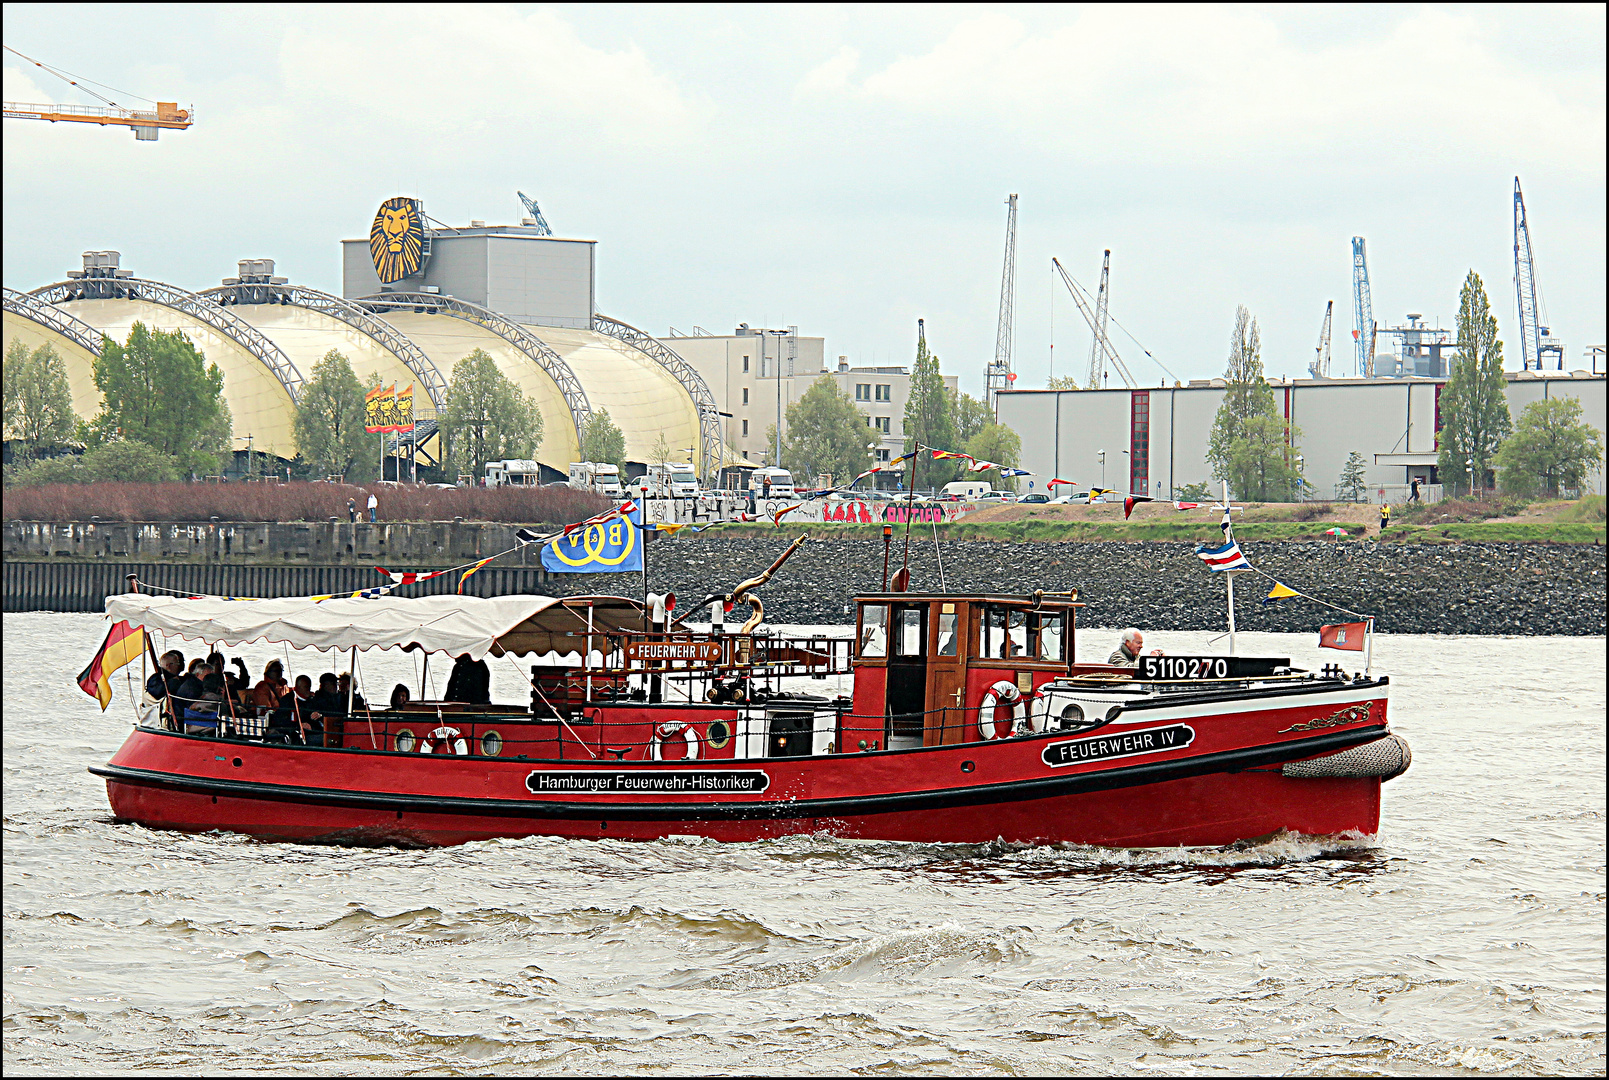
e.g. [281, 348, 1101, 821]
[4, 4, 1604, 391]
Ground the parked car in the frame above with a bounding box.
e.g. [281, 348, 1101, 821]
[891, 492, 930, 503]
[1047, 494, 1077, 505]
[1019, 493, 1050, 504]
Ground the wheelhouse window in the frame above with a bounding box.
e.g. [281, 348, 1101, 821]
[984, 605, 1031, 659]
[937, 610, 958, 656]
[1034, 612, 1066, 662]
[894, 607, 923, 656]
[859, 605, 887, 658]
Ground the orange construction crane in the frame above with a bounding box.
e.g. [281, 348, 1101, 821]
[3, 45, 193, 140]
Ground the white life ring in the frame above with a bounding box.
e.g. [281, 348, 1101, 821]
[420, 724, 470, 755]
[649, 720, 701, 761]
[977, 680, 1031, 740]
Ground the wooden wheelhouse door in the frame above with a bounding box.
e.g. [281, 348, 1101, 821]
[924, 601, 968, 746]
[885, 603, 927, 749]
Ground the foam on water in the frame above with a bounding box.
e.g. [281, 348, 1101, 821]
[4, 612, 1604, 1075]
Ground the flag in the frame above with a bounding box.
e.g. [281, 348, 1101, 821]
[999, 467, 1031, 478]
[1123, 493, 1155, 519]
[886, 452, 916, 470]
[1263, 582, 1300, 604]
[375, 565, 453, 586]
[771, 503, 803, 526]
[929, 448, 970, 461]
[1174, 501, 1200, 510]
[1319, 621, 1368, 651]
[968, 459, 1004, 473]
[364, 383, 396, 433]
[542, 501, 644, 573]
[1049, 477, 1077, 488]
[77, 620, 146, 710]
[1194, 539, 1251, 572]
[393, 383, 415, 434]
[647, 521, 698, 535]
[457, 556, 495, 594]
[1087, 487, 1116, 503]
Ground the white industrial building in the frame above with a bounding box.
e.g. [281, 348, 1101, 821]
[997, 372, 1607, 500]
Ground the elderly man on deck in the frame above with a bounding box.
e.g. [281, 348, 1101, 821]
[1108, 628, 1162, 666]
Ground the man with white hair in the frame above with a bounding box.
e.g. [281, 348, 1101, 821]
[1108, 627, 1160, 666]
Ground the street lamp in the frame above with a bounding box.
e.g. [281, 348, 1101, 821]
[1097, 449, 1105, 489]
[1467, 456, 1475, 497]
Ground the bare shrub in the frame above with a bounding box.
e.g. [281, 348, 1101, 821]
[2, 481, 610, 524]
[1291, 502, 1332, 521]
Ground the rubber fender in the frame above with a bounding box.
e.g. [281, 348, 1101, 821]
[1282, 732, 1411, 781]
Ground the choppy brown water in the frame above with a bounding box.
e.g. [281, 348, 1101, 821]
[4, 613, 1604, 1075]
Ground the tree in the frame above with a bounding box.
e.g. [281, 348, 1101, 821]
[1045, 374, 1082, 391]
[964, 422, 1022, 491]
[951, 389, 994, 445]
[3, 339, 78, 458]
[1438, 271, 1511, 493]
[781, 376, 873, 487]
[1495, 397, 1604, 496]
[579, 408, 626, 472]
[89, 323, 230, 475]
[1337, 451, 1369, 502]
[80, 439, 180, 483]
[903, 329, 957, 491]
[1175, 481, 1212, 502]
[1206, 307, 1303, 500]
[438, 348, 542, 478]
[293, 349, 373, 481]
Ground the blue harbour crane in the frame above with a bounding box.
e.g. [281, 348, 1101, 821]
[516, 191, 553, 237]
[1351, 237, 1374, 377]
[1512, 177, 1559, 370]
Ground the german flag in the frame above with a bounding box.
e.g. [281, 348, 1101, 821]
[77, 620, 146, 711]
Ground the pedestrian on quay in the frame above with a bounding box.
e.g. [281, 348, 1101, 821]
[1409, 477, 1422, 503]
[347, 497, 357, 523]
[367, 492, 378, 523]
[1379, 502, 1391, 533]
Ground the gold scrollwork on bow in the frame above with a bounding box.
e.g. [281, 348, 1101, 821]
[1279, 701, 1371, 733]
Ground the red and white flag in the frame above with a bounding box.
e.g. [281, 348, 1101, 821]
[1318, 621, 1369, 652]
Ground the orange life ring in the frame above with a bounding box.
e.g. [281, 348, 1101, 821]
[420, 724, 469, 755]
[977, 681, 1028, 740]
[649, 720, 700, 761]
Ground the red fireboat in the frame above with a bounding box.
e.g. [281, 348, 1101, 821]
[90, 539, 1409, 847]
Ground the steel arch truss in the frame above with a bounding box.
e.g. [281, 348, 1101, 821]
[356, 293, 591, 446]
[3, 287, 106, 357]
[200, 283, 450, 409]
[29, 278, 306, 403]
[592, 314, 723, 484]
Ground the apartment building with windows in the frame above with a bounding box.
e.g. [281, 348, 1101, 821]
[662, 325, 955, 477]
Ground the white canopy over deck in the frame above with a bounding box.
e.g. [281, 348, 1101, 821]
[105, 593, 645, 659]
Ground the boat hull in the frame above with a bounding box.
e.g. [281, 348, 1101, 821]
[93, 678, 1394, 846]
[100, 766, 1379, 847]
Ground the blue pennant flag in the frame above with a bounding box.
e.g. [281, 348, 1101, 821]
[540, 503, 644, 573]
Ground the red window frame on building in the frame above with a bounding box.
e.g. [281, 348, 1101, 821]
[1130, 391, 1150, 496]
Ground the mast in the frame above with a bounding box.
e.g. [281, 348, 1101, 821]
[986, 194, 1019, 408]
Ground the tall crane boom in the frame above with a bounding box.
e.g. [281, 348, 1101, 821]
[986, 194, 1018, 402]
[1351, 237, 1373, 377]
[1052, 258, 1135, 388]
[1308, 301, 1333, 379]
[516, 191, 553, 236]
[1085, 250, 1111, 390]
[1513, 176, 1545, 371]
[2, 46, 191, 140]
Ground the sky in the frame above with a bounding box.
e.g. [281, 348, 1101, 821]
[4, 4, 1604, 393]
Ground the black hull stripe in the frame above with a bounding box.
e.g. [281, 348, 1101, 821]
[90, 725, 1387, 822]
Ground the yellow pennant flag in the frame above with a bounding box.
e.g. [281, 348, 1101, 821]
[458, 556, 494, 594]
[1263, 582, 1300, 605]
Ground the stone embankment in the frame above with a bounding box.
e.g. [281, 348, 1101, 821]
[4, 521, 1603, 634]
[597, 536, 1606, 636]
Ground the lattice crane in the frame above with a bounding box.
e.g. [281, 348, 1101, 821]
[1308, 301, 1333, 379]
[2, 46, 192, 140]
[1053, 258, 1134, 388]
[516, 191, 553, 236]
[1351, 237, 1374, 377]
[1085, 250, 1111, 390]
[986, 194, 1018, 402]
[1512, 177, 1560, 370]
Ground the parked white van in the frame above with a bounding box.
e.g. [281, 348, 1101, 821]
[749, 467, 796, 498]
[649, 461, 700, 498]
[568, 462, 624, 496]
[942, 480, 991, 500]
[484, 460, 542, 488]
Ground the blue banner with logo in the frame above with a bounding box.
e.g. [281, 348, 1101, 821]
[540, 505, 643, 573]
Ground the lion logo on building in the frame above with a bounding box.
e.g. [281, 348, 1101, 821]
[369, 197, 425, 284]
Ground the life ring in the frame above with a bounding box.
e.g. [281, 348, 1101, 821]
[649, 720, 701, 761]
[420, 724, 469, 755]
[977, 680, 1029, 740]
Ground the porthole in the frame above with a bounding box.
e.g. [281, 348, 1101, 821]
[1060, 703, 1085, 726]
[961, 760, 976, 773]
[395, 728, 416, 753]
[707, 720, 731, 749]
[480, 730, 504, 757]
